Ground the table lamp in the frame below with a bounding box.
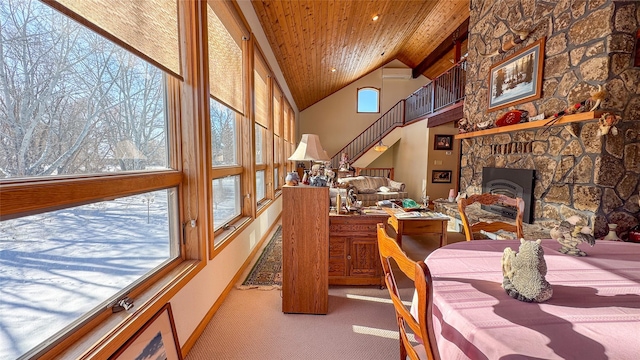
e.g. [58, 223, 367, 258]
[288, 134, 330, 185]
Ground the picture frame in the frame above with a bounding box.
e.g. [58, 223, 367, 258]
[432, 170, 452, 184]
[487, 37, 546, 113]
[434, 134, 453, 150]
[110, 303, 183, 360]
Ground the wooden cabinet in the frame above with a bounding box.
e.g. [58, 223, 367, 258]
[282, 185, 329, 314]
[328, 214, 388, 286]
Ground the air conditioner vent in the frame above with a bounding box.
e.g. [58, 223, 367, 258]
[382, 68, 412, 79]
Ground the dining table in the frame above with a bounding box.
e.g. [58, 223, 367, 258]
[411, 239, 640, 360]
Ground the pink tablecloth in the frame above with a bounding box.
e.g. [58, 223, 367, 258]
[416, 240, 640, 360]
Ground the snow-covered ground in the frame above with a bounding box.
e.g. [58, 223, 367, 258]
[0, 190, 173, 359]
[491, 80, 534, 107]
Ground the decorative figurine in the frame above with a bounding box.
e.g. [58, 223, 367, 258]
[501, 239, 553, 303]
[549, 215, 596, 256]
[597, 112, 621, 136]
[285, 172, 300, 186]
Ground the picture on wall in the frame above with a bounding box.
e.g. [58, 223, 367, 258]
[434, 134, 453, 150]
[487, 37, 545, 112]
[109, 303, 183, 360]
[432, 170, 452, 183]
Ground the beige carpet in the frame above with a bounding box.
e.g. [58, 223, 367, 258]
[186, 229, 466, 360]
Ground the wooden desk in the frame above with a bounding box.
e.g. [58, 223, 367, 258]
[382, 208, 448, 248]
[413, 240, 640, 359]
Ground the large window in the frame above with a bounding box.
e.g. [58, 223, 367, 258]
[208, 1, 249, 246]
[0, 1, 180, 358]
[357, 87, 380, 113]
[210, 99, 243, 234]
[254, 52, 271, 208]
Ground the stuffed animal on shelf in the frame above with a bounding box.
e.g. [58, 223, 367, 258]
[597, 112, 621, 136]
[501, 239, 553, 303]
[549, 215, 596, 256]
[586, 84, 607, 112]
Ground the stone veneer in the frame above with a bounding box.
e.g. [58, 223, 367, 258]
[461, 0, 640, 239]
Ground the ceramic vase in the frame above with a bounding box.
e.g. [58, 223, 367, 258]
[603, 223, 621, 241]
[285, 172, 300, 186]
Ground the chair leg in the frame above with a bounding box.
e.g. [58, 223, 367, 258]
[399, 336, 406, 360]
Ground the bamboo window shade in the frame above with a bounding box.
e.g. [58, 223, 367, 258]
[254, 53, 270, 129]
[273, 85, 282, 136]
[283, 102, 291, 142]
[49, 0, 181, 78]
[207, 1, 246, 115]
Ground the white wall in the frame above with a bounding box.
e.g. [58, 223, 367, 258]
[393, 121, 428, 201]
[300, 60, 427, 158]
[170, 198, 281, 345]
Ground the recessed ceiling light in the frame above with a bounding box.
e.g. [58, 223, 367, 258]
[372, 14, 379, 21]
[331, 68, 336, 72]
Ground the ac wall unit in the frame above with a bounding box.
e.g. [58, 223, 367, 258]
[382, 68, 412, 79]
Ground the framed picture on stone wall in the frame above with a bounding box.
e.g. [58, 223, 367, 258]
[487, 37, 545, 113]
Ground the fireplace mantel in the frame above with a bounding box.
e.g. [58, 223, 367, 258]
[454, 111, 604, 139]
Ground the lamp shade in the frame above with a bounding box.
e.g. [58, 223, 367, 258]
[288, 134, 330, 162]
[374, 140, 388, 152]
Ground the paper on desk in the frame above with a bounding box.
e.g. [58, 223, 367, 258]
[395, 211, 449, 219]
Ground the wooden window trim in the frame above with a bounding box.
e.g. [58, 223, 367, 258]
[1, 171, 181, 221]
[356, 86, 381, 113]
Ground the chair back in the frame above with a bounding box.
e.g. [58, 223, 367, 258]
[457, 193, 525, 240]
[377, 224, 439, 360]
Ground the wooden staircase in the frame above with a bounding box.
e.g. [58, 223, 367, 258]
[330, 59, 467, 169]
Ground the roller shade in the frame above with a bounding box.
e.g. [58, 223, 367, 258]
[207, 0, 246, 114]
[273, 85, 282, 136]
[48, 0, 181, 79]
[283, 102, 290, 142]
[254, 53, 270, 128]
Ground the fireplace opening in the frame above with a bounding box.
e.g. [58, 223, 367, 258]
[482, 167, 535, 224]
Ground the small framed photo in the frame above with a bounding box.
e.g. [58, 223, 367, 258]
[110, 303, 183, 360]
[432, 170, 452, 184]
[434, 135, 453, 150]
[487, 37, 545, 112]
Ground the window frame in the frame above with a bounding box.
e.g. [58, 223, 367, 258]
[0, 2, 209, 358]
[357, 86, 381, 113]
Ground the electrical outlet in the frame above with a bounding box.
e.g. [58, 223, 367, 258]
[190, 220, 196, 227]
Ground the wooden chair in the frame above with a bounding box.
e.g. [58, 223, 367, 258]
[457, 193, 525, 241]
[377, 224, 439, 360]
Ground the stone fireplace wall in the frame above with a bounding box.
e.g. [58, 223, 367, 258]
[461, 0, 640, 238]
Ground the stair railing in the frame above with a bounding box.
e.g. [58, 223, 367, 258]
[330, 100, 405, 169]
[330, 58, 467, 167]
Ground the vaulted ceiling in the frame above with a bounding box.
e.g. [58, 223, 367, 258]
[251, 0, 469, 111]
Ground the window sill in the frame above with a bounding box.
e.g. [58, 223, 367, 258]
[211, 216, 252, 257]
[50, 259, 203, 359]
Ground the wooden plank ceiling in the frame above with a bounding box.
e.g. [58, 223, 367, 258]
[252, 0, 469, 111]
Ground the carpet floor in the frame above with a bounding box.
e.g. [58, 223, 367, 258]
[186, 226, 466, 359]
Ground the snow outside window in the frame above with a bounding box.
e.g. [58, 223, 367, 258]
[0, 1, 177, 357]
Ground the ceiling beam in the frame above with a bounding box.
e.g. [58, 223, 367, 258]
[412, 17, 469, 79]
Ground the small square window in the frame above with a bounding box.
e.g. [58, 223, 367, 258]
[357, 87, 380, 113]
